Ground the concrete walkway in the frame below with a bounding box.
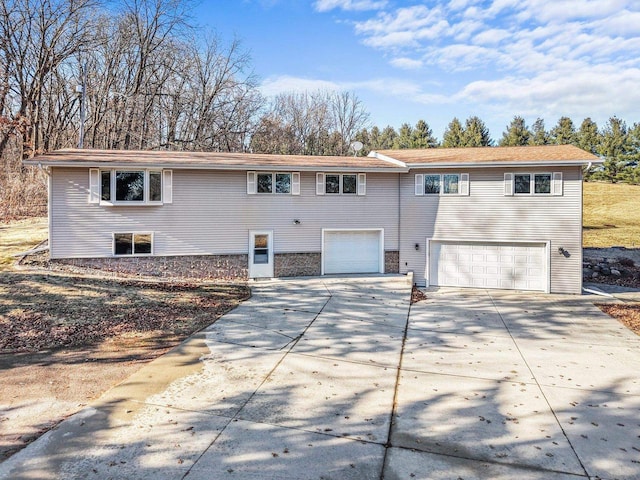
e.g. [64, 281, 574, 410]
[1, 277, 639, 479]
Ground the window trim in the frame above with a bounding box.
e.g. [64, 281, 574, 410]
[247, 171, 299, 195]
[505, 171, 563, 196]
[415, 173, 469, 196]
[512, 172, 554, 196]
[112, 232, 154, 256]
[317, 173, 366, 195]
[97, 169, 169, 206]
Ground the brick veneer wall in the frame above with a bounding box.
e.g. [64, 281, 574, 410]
[45, 250, 399, 280]
[385, 251, 400, 273]
[50, 255, 248, 281]
[275, 253, 321, 277]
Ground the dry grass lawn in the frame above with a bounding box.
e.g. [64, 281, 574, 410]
[0, 217, 48, 268]
[583, 182, 640, 248]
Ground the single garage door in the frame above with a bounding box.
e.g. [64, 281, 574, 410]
[323, 230, 382, 274]
[429, 241, 547, 292]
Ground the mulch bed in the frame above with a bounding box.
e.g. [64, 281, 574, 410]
[596, 304, 640, 336]
[411, 286, 427, 304]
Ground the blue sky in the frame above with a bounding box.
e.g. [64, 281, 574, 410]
[196, 0, 640, 143]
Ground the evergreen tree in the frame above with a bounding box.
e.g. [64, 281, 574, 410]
[499, 116, 531, 146]
[411, 120, 438, 148]
[462, 116, 492, 147]
[529, 118, 549, 145]
[550, 116, 577, 145]
[394, 123, 413, 149]
[442, 117, 464, 147]
[379, 125, 398, 149]
[598, 116, 629, 183]
[369, 126, 382, 149]
[576, 118, 600, 155]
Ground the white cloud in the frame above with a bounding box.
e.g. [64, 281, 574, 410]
[389, 57, 423, 69]
[260, 76, 342, 96]
[308, 0, 640, 133]
[314, 0, 387, 12]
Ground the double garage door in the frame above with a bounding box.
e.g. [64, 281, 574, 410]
[429, 241, 548, 292]
[323, 230, 383, 275]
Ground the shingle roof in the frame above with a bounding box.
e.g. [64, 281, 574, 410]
[25, 145, 600, 172]
[371, 144, 600, 166]
[24, 148, 407, 172]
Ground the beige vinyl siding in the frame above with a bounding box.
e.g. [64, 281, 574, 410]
[49, 168, 400, 259]
[400, 167, 582, 294]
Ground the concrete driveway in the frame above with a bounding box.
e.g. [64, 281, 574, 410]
[1, 277, 639, 479]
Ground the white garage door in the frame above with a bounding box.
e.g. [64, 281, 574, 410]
[429, 241, 547, 292]
[324, 230, 382, 274]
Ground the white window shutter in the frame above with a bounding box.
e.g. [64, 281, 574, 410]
[247, 171, 256, 195]
[89, 168, 100, 203]
[316, 173, 325, 195]
[357, 173, 366, 195]
[552, 172, 563, 196]
[459, 173, 469, 196]
[415, 174, 424, 196]
[504, 173, 514, 196]
[291, 172, 300, 195]
[163, 170, 173, 204]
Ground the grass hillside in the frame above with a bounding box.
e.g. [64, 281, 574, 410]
[583, 182, 640, 248]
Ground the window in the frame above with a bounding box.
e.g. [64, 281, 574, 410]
[443, 174, 459, 194]
[514, 174, 531, 194]
[253, 234, 269, 264]
[257, 173, 273, 193]
[113, 233, 152, 256]
[534, 173, 551, 194]
[415, 173, 468, 196]
[115, 171, 144, 201]
[511, 173, 555, 195]
[92, 169, 170, 205]
[101, 171, 111, 202]
[325, 174, 340, 194]
[342, 174, 357, 194]
[250, 172, 294, 194]
[424, 175, 440, 194]
[318, 173, 364, 195]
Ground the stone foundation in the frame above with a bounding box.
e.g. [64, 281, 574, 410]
[385, 251, 400, 273]
[50, 255, 248, 281]
[40, 250, 399, 281]
[275, 253, 321, 277]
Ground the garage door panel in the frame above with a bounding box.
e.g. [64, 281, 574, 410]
[430, 241, 546, 292]
[324, 230, 381, 275]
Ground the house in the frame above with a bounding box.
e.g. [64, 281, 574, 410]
[25, 144, 599, 294]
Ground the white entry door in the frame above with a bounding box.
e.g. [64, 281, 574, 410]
[249, 230, 274, 278]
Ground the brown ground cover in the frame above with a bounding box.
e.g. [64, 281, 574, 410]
[596, 304, 640, 337]
[0, 273, 249, 459]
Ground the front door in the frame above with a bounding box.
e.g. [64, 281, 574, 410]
[249, 230, 274, 278]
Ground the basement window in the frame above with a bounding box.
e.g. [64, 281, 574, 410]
[113, 233, 153, 256]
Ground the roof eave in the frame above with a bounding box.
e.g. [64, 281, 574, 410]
[23, 159, 408, 173]
[405, 159, 602, 169]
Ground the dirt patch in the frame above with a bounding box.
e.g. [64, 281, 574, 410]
[0, 272, 249, 460]
[596, 304, 640, 337]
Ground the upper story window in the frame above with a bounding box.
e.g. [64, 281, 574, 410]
[316, 173, 366, 196]
[415, 173, 469, 196]
[505, 172, 563, 196]
[248, 172, 300, 195]
[90, 168, 172, 205]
